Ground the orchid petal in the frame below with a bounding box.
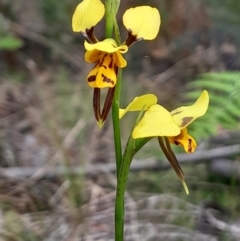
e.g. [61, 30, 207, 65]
[168, 128, 197, 153]
[132, 104, 180, 138]
[119, 94, 158, 119]
[123, 6, 160, 40]
[171, 90, 209, 129]
[72, 0, 105, 32]
[84, 39, 128, 53]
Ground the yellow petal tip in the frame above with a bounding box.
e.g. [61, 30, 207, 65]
[97, 119, 104, 129]
[181, 181, 189, 195]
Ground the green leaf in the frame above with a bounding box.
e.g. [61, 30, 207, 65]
[185, 72, 240, 140]
[189, 79, 233, 92]
[0, 36, 23, 50]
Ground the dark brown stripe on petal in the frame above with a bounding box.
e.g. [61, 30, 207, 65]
[188, 139, 192, 153]
[114, 64, 118, 74]
[88, 75, 96, 82]
[101, 74, 114, 86]
[108, 55, 113, 68]
[99, 57, 105, 66]
[172, 110, 182, 115]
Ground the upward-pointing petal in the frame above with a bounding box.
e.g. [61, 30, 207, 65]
[123, 6, 161, 40]
[72, 0, 105, 32]
[171, 90, 209, 129]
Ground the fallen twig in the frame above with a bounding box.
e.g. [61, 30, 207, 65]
[0, 144, 239, 179]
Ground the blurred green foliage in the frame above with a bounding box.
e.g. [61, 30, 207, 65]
[3, 211, 41, 241]
[0, 35, 23, 50]
[208, 0, 240, 25]
[0, 14, 23, 50]
[41, 0, 76, 37]
[185, 72, 240, 140]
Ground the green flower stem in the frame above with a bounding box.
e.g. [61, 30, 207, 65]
[105, 1, 127, 240]
[112, 70, 123, 174]
[105, 0, 120, 38]
[105, 0, 122, 174]
[115, 136, 135, 241]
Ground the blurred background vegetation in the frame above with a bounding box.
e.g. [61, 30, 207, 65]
[0, 0, 240, 240]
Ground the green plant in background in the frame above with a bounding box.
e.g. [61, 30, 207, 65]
[0, 35, 23, 50]
[0, 14, 23, 50]
[208, 0, 240, 26]
[3, 211, 41, 241]
[185, 72, 240, 140]
[71, 0, 209, 240]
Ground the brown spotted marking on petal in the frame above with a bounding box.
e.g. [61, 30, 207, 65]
[101, 74, 114, 86]
[181, 117, 194, 127]
[88, 75, 96, 82]
[188, 138, 192, 153]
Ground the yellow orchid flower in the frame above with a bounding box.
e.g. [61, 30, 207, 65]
[121, 91, 209, 153]
[84, 39, 128, 88]
[72, 0, 161, 126]
[168, 91, 209, 152]
[120, 91, 209, 193]
[72, 0, 161, 88]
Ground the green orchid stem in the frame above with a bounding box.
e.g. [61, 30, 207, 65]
[115, 136, 135, 241]
[105, 1, 126, 240]
[105, 0, 112, 37]
[105, 0, 120, 38]
[112, 69, 124, 241]
[112, 70, 122, 174]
